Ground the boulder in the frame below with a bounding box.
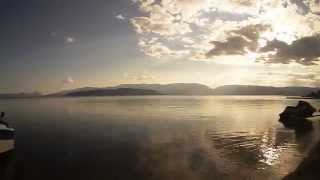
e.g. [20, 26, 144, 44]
[296, 101, 316, 117]
[279, 106, 299, 121]
[279, 115, 313, 132]
[279, 101, 316, 119]
[279, 101, 316, 131]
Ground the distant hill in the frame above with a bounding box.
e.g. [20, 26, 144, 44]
[212, 85, 320, 96]
[3, 84, 319, 98]
[48, 83, 213, 96]
[306, 90, 320, 99]
[47, 87, 99, 97]
[44, 84, 320, 97]
[65, 88, 161, 96]
[116, 83, 214, 95]
[0, 92, 42, 99]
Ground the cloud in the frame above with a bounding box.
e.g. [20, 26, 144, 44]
[265, 72, 317, 80]
[116, 14, 126, 20]
[288, 73, 317, 80]
[62, 77, 75, 84]
[206, 24, 270, 56]
[289, 0, 310, 15]
[143, 43, 174, 58]
[66, 36, 76, 43]
[207, 36, 251, 56]
[138, 38, 190, 59]
[130, 16, 191, 36]
[259, 71, 320, 86]
[310, 0, 320, 14]
[129, 0, 320, 66]
[123, 72, 156, 81]
[259, 35, 320, 65]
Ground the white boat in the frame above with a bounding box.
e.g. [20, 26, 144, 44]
[0, 124, 14, 154]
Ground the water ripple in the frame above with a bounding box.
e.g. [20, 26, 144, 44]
[205, 129, 292, 168]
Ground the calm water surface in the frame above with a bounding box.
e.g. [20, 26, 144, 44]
[0, 96, 320, 180]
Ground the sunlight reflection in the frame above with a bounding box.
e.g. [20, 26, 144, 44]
[259, 132, 282, 166]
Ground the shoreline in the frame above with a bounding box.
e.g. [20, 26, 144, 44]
[286, 96, 315, 100]
[284, 142, 320, 180]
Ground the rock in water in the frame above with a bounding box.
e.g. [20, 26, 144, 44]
[296, 101, 316, 117]
[279, 101, 316, 131]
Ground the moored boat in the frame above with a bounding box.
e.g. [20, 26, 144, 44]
[0, 124, 14, 154]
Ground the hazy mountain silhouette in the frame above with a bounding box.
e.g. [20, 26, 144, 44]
[47, 87, 99, 97]
[52, 84, 320, 96]
[306, 90, 320, 99]
[0, 92, 42, 99]
[2, 84, 320, 98]
[65, 88, 160, 96]
[212, 85, 320, 96]
[115, 83, 214, 95]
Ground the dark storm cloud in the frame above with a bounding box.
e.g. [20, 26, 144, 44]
[207, 36, 250, 56]
[259, 35, 320, 66]
[206, 22, 320, 66]
[206, 24, 270, 56]
[230, 24, 270, 42]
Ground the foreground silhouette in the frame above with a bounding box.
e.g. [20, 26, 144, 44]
[284, 142, 320, 180]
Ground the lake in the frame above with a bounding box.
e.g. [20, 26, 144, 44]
[0, 96, 319, 180]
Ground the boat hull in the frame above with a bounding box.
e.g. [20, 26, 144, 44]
[0, 140, 14, 154]
[0, 130, 14, 140]
[0, 125, 15, 153]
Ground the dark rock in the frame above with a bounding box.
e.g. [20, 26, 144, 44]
[279, 115, 313, 132]
[279, 101, 316, 131]
[293, 119, 313, 134]
[296, 101, 316, 117]
[279, 106, 299, 122]
[279, 101, 316, 120]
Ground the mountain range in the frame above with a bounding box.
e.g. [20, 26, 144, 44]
[115, 83, 214, 95]
[0, 92, 42, 99]
[212, 85, 320, 96]
[66, 88, 161, 96]
[1, 84, 320, 98]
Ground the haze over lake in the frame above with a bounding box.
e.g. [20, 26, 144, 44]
[1, 96, 319, 180]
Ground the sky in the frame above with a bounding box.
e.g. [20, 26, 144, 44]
[0, 0, 320, 93]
